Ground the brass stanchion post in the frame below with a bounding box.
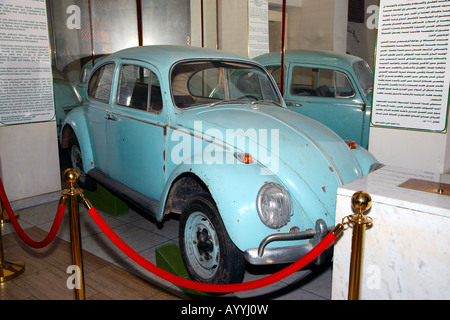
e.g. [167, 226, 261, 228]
[62, 169, 85, 300]
[0, 195, 19, 223]
[0, 207, 25, 282]
[0, 227, 25, 282]
[347, 191, 372, 300]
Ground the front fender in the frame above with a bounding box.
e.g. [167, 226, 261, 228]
[351, 144, 379, 175]
[61, 108, 95, 173]
[159, 157, 294, 252]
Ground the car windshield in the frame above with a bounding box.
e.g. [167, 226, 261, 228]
[353, 60, 374, 98]
[171, 60, 282, 108]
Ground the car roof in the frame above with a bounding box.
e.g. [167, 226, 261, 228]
[254, 50, 363, 68]
[104, 45, 255, 70]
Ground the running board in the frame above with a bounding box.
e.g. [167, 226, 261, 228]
[87, 168, 159, 219]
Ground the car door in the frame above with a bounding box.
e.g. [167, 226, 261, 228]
[105, 62, 167, 200]
[85, 62, 116, 173]
[283, 64, 367, 147]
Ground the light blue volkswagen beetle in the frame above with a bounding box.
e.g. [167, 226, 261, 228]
[60, 45, 380, 285]
[255, 50, 373, 149]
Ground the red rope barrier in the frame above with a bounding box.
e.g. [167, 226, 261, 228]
[0, 173, 337, 292]
[87, 206, 337, 293]
[0, 177, 66, 249]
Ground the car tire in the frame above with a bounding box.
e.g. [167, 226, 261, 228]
[179, 194, 245, 285]
[68, 136, 96, 191]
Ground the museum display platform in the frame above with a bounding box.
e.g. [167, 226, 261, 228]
[332, 165, 450, 300]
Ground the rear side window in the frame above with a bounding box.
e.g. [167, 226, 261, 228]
[87, 63, 115, 103]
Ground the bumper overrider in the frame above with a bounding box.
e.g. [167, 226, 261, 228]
[244, 219, 333, 265]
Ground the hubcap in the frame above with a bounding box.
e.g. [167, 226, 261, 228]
[184, 211, 220, 280]
[70, 145, 86, 183]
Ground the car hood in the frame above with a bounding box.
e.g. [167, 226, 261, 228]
[174, 103, 363, 218]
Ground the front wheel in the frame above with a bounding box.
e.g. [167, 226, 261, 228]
[179, 194, 245, 285]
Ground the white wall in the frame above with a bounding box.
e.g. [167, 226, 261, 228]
[0, 122, 61, 204]
[369, 116, 450, 174]
[218, 0, 249, 57]
[190, 0, 218, 49]
[298, 0, 348, 53]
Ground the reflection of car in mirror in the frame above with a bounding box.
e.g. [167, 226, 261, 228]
[60, 45, 380, 285]
[75, 55, 108, 102]
[52, 67, 82, 134]
[255, 50, 373, 149]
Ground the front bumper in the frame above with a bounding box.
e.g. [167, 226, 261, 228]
[244, 219, 333, 265]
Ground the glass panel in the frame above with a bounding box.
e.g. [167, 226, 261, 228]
[316, 68, 334, 97]
[334, 72, 355, 98]
[289, 66, 355, 98]
[47, 0, 91, 84]
[171, 61, 281, 108]
[290, 66, 316, 96]
[87, 63, 115, 103]
[117, 65, 149, 111]
[353, 60, 374, 97]
[47, 0, 138, 85]
[117, 64, 163, 113]
[90, 0, 138, 54]
[188, 65, 223, 99]
[149, 71, 163, 112]
[142, 0, 190, 45]
[316, 69, 354, 98]
[266, 66, 282, 90]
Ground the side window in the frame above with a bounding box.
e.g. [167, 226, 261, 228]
[290, 66, 354, 98]
[117, 64, 163, 113]
[80, 65, 92, 84]
[87, 63, 115, 103]
[290, 66, 315, 96]
[333, 71, 355, 98]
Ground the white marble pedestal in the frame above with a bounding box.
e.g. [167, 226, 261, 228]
[331, 166, 450, 300]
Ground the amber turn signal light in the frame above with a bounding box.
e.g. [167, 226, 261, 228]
[345, 140, 357, 149]
[234, 152, 254, 164]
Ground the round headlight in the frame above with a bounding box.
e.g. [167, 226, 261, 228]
[256, 183, 291, 229]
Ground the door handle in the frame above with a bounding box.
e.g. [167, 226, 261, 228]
[105, 113, 117, 121]
[286, 102, 303, 107]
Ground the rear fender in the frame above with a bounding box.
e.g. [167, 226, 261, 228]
[60, 109, 95, 173]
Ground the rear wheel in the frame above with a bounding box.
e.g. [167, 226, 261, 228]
[68, 136, 96, 191]
[179, 194, 245, 285]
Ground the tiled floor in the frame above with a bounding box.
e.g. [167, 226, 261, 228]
[1, 196, 333, 300]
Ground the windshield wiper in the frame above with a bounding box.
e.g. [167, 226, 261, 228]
[210, 99, 251, 107]
[251, 100, 282, 107]
[208, 99, 282, 108]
